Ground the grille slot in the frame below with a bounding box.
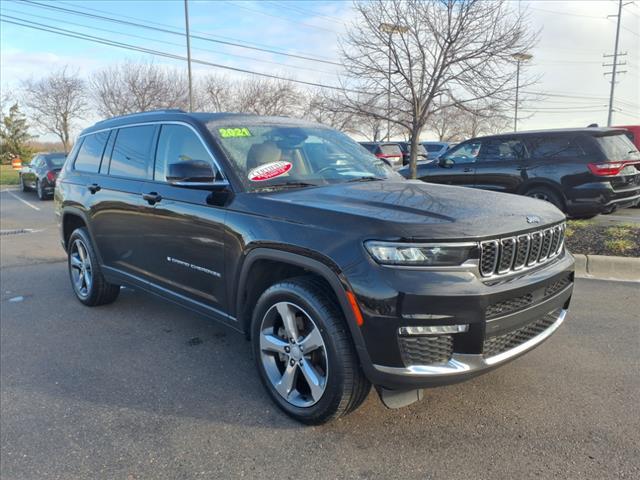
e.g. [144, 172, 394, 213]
[485, 294, 534, 319]
[483, 308, 561, 358]
[398, 335, 453, 366]
[544, 274, 572, 298]
[480, 224, 565, 277]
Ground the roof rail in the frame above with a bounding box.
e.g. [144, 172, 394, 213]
[95, 109, 188, 125]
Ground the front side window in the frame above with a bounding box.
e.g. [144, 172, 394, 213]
[209, 122, 400, 191]
[443, 141, 482, 164]
[74, 132, 109, 173]
[154, 124, 218, 181]
[109, 125, 156, 179]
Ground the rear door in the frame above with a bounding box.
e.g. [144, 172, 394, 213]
[426, 140, 480, 186]
[474, 137, 528, 193]
[137, 123, 228, 313]
[89, 124, 158, 279]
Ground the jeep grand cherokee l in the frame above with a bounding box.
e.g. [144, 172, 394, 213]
[55, 111, 574, 424]
[400, 128, 640, 218]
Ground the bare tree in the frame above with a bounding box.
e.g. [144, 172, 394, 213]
[90, 61, 189, 117]
[21, 67, 88, 152]
[334, 0, 537, 178]
[198, 74, 233, 112]
[232, 77, 301, 117]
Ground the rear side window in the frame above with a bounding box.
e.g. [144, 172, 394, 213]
[154, 124, 217, 181]
[529, 136, 586, 158]
[74, 132, 108, 173]
[109, 125, 156, 179]
[479, 139, 527, 161]
[594, 133, 640, 161]
[380, 144, 402, 156]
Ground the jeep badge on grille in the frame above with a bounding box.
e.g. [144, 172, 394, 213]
[526, 215, 541, 224]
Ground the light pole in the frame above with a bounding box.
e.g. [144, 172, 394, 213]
[379, 23, 408, 141]
[184, 0, 194, 112]
[512, 52, 532, 132]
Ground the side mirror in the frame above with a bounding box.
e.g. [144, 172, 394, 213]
[439, 157, 455, 168]
[167, 160, 215, 184]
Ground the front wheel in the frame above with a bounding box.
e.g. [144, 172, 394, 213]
[67, 227, 120, 306]
[251, 277, 370, 424]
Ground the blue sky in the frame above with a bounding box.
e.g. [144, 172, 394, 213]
[1, 0, 638, 139]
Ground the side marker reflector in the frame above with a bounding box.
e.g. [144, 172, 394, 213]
[346, 291, 364, 327]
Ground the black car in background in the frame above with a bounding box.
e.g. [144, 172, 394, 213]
[400, 128, 640, 218]
[19, 152, 67, 200]
[422, 141, 450, 159]
[396, 141, 429, 165]
[56, 111, 573, 424]
[359, 141, 404, 168]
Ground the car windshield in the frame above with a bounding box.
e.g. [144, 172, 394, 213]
[209, 123, 401, 190]
[595, 133, 640, 161]
[47, 154, 66, 167]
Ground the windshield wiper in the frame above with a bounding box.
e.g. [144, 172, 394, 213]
[256, 181, 318, 191]
[346, 176, 385, 183]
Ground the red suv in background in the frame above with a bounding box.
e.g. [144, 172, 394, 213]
[615, 125, 640, 151]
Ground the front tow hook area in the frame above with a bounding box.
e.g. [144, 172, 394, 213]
[376, 386, 425, 409]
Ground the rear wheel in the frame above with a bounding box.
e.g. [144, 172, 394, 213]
[36, 179, 47, 200]
[251, 277, 370, 424]
[525, 187, 564, 211]
[67, 228, 120, 306]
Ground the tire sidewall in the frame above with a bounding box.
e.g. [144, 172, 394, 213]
[251, 282, 348, 423]
[526, 187, 563, 210]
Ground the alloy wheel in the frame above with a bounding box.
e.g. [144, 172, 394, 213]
[69, 239, 93, 298]
[259, 302, 328, 407]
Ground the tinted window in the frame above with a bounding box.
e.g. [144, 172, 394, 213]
[45, 154, 66, 168]
[360, 143, 376, 153]
[424, 144, 443, 153]
[443, 141, 481, 164]
[380, 144, 402, 156]
[154, 124, 216, 181]
[74, 132, 109, 173]
[479, 139, 527, 161]
[109, 125, 156, 179]
[529, 136, 586, 158]
[594, 133, 640, 161]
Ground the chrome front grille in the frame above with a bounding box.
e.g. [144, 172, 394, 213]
[480, 224, 565, 277]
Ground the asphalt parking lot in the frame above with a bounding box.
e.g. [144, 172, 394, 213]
[1, 188, 639, 480]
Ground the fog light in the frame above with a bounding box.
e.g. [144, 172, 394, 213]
[398, 325, 469, 336]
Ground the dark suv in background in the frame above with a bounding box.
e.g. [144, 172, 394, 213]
[19, 152, 67, 200]
[55, 111, 574, 424]
[400, 128, 640, 218]
[359, 141, 404, 168]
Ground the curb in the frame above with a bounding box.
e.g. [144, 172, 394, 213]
[573, 254, 640, 282]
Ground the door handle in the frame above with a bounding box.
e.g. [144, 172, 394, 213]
[142, 192, 162, 205]
[463, 167, 473, 172]
[88, 183, 101, 194]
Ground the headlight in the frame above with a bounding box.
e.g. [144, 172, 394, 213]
[364, 241, 475, 266]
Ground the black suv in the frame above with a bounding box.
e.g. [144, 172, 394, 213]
[55, 111, 574, 424]
[400, 128, 640, 218]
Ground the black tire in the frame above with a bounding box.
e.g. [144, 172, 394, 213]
[67, 227, 120, 306]
[19, 174, 29, 192]
[251, 277, 370, 424]
[525, 187, 564, 211]
[36, 179, 47, 200]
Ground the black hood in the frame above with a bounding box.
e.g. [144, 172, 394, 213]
[238, 180, 565, 241]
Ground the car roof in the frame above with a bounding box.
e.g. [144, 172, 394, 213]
[79, 110, 328, 136]
[466, 127, 627, 142]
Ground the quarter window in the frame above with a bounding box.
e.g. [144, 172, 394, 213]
[154, 124, 217, 181]
[74, 132, 109, 173]
[109, 125, 156, 179]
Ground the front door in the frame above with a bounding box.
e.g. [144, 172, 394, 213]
[474, 137, 529, 193]
[427, 141, 480, 186]
[137, 123, 228, 314]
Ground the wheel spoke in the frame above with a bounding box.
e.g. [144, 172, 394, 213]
[274, 362, 297, 399]
[299, 360, 324, 401]
[76, 242, 86, 262]
[82, 269, 91, 291]
[299, 325, 323, 354]
[70, 255, 82, 270]
[277, 303, 298, 340]
[260, 331, 288, 355]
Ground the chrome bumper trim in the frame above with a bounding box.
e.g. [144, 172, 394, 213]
[373, 309, 567, 377]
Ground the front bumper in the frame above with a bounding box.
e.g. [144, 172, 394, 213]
[373, 307, 566, 384]
[345, 248, 574, 390]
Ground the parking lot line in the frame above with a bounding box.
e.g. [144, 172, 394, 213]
[4, 190, 41, 211]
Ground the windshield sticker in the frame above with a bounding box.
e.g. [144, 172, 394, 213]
[248, 161, 292, 181]
[219, 127, 252, 138]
